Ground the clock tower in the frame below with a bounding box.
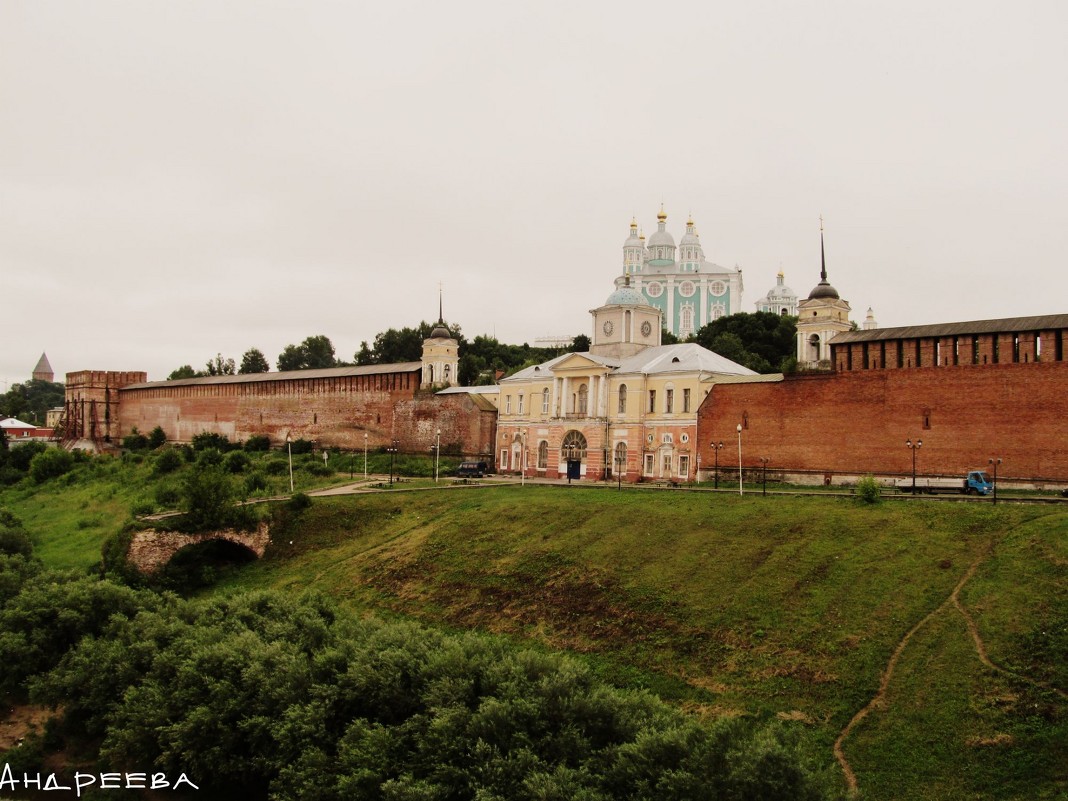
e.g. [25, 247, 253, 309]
[589, 273, 662, 359]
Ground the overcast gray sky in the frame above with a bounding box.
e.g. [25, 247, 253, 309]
[3, 0, 1066, 387]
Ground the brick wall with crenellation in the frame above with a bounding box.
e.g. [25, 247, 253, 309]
[697, 361, 1068, 482]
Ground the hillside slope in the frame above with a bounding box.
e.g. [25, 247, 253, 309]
[217, 487, 1067, 801]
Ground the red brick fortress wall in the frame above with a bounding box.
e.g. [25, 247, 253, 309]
[108, 369, 494, 458]
[697, 362, 1068, 483]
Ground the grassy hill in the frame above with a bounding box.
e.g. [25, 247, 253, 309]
[5, 473, 1066, 800]
[219, 487, 1067, 801]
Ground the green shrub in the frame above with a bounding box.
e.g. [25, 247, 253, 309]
[265, 458, 289, 476]
[122, 428, 150, 451]
[855, 474, 881, 504]
[303, 460, 332, 477]
[288, 438, 313, 455]
[7, 441, 48, 472]
[191, 432, 236, 452]
[130, 500, 155, 518]
[0, 511, 33, 558]
[223, 450, 251, 474]
[286, 492, 312, 512]
[153, 447, 183, 475]
[153, 481, 181, 508]
[244, 435, 271, 452]
[148, 426, 167, 449]
[195, 447, 223, 467]
[245, 472, 268, 494]
[29, 448, 74, 483]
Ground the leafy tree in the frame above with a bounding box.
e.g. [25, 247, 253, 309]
[570, 333, 592, 352]
[205, 353, 236, 376]
[167, 365, 200, 380]
[278, 336, 338, 371]
[691, 311, 797, 374]
[662, 328, 680, 345]
[239, 348, 270, 374]
[0, 426, 7, 451]
[152, 448, 183, 476]
[179, 463, 238, 531]
[0, 379, 65, 426]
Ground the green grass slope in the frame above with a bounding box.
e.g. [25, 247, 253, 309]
[216, 486, 1066, 800]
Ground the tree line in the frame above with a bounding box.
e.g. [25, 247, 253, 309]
[167, 312, 798, 384]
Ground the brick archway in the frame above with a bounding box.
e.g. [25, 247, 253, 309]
[127, 523, 270, 573]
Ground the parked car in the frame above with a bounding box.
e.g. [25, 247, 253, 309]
[456, 461, 489, 478]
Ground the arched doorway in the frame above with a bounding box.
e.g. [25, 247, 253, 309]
[560, 430, 587, 480]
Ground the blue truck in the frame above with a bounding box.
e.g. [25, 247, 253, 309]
[895, 470, 993, 495]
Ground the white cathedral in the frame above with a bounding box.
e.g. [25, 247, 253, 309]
[612, 207, 744, 339]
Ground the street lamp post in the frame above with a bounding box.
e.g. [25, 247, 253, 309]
[363, 432, 368, 480]
[386, 440, 399, 486]
[759, 457, 769, 496]
[736, 423, 743, 496]
[906, 438, 922, 495]
[988, 457, 1001, 505]
[434, 428, 441, 483]
[286, 435, 294, 494]
[712, 441, 724, 489]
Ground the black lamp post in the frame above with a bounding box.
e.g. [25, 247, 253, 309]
[386, 439, 399, 486]
[988, 457, 1001, 505]
[759, 457, 769, 496]
[712, 441, 724, 489]
[906, 438, 922, 495]
[615, 453, 623, 491]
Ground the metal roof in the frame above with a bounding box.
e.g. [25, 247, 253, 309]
[830, 314, 1068, 344]
[121, 362, 422, 391]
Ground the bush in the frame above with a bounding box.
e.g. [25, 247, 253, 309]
[264, 458, 289, 476]
[0, 511, 33, 558]
[855, 474, 881, 504]
[153, 481, 181, 508]
[244, 435, 271, 452]
[153, 447, 184, 475]
[148, 426, 167, 449]
[196, 447, 223, 467]
[223, 450, 251, 474]
[288, 438, 314, 455]
[122, 428, 150, 451]
[303, 460, 333, 477]
[29, 448, 74, 483]
[245, 472, 268, 494]
[191, 432, 236, 452]
[7, 441, 48, 472]
[286, 492, 312, 513]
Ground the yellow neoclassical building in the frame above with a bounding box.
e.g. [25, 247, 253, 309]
[496, 279, 755, 482]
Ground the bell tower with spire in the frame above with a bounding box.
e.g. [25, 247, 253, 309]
[796, 218, 852, 368]
[421, 286, 459, 388]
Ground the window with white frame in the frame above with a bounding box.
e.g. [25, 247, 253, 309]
[643, 453, 654, 475]
[518, 394, 524, 414]
[542, 388, 549, 414]
[614, 442, 627, 473]
[505, 395, 511, 414]
[678, 455, 689, 478]
[500, 449, 508, 469]
[617, 384, 627, 414]
[665, 388, 674, 413]
[683, 388, 691, 413]
[648, 389, 656, 413]
[537, 440, 548, 469]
